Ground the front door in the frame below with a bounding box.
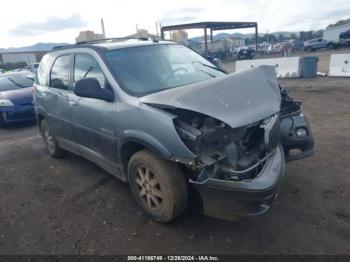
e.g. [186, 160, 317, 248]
[70, 53, 118, 167]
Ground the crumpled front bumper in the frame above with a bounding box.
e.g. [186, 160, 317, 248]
[280, 111, 314, 162]
[190, 146, 285, 221]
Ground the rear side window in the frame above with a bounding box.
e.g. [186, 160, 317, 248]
[36, 54, 50, 86]
[74, 54, 106, 88]
[50, 55, 70, 90]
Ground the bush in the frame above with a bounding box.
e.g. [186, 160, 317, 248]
[1, 62, 27, 71]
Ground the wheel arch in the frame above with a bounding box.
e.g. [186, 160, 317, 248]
[120, 132, 172, 176]
[36, 111, 46, 131]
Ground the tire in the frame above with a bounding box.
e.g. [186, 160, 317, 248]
[128, 149, 188, 223]
[327, 44, 334, 49]
[40, 119, 65, 158]
[305, 46, 313, 52]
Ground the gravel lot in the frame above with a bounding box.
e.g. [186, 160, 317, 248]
[0, 50, 349, 255]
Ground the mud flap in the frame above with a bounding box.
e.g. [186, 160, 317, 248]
[280, 110, 314, 162]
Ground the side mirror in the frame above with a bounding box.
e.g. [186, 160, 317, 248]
[74, 78, 114, 102]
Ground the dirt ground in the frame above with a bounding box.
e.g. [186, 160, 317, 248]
[0, 51, 350, 255]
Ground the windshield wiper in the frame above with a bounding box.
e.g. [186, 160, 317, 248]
[23, 75, 35, 81]
[197, 69, 217, 78]
[6, 77, 26, 88]
[192, 61, 226, 73]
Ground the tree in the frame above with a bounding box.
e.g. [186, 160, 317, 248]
[278, 34, 285, 41]
[327, 18, 350, 29]
[290, 33, 297, 39]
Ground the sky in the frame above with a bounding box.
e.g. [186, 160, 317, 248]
[1, 0, 350, 48]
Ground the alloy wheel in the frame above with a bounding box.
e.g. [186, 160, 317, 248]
[43, 126, 55, 154]
[135, 167, 163, 210]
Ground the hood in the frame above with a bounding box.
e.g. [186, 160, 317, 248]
[0, 87, 33, 105]
[140, 65, 281, 128]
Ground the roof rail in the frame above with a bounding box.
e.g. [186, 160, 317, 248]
[52, 44, 77, 50]
[76, 37, 150, 45]
[52, 37, 157, 51]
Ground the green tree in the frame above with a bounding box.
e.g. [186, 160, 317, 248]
[327, 18, 350, 29]
[290, 33, 297, 39]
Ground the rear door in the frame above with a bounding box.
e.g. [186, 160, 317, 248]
[44, 54, 77, 153]
[70, 53, 118, 167]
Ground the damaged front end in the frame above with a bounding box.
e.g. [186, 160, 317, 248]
[172, 109, 281, 183]
[161, 107, 286, 220]
[141, 66, 314, 220]
[280, 89, 315, 162]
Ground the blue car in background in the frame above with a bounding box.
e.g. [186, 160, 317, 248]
[0, 72, 35, 127]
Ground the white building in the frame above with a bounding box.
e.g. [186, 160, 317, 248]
[229, 37, 245, 47]
[323, 23, 350, 41]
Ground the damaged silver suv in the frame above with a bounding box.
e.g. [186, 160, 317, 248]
[34, 39, 314, 222]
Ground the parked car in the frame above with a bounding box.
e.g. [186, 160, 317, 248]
[237, 47, 255, 60]
[34, 39, 314, 223]
[304, 38, 336, 51]
[24, 63, 40, 74]
[265, 43, 283, 54]
[0, 72, 36, 127]
[291, 40, 304, 52]
[339, 29, 350, 46]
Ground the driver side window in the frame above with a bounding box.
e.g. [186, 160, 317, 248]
[74, 54, 107, 89]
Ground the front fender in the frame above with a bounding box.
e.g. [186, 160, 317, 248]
[120, 130, 172, 159]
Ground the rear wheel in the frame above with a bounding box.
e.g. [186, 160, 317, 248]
[40, 119, 65, 158]
[128, 149, 188, 223]
[305, 46, 313, 52]
[327, 43, 335, 49]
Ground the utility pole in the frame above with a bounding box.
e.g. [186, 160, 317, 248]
[155, 22, 159, 37]
[266, 30, 269, 43]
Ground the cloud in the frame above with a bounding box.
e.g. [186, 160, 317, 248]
[319, 9, 350, 20]
[9, 14, 87, 36]
[158, 6, 204, 25]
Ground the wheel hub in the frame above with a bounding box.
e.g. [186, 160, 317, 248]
[135, 167, 163, 210]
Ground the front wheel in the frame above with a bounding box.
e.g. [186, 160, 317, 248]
[40, 119, 65, 158]
[128, 149, 188, 223]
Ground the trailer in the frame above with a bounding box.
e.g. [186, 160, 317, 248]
[323, 23, 350, 42]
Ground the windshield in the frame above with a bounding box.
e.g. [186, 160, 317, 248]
[0, 74, 34, 91]
[105, 44, 225, 96]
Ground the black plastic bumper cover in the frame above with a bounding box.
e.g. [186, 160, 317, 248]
[190, 146, 285, 221]
[280, 111, 315, 162]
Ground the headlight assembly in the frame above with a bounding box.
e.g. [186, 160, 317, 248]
[0, 99, 14, 107]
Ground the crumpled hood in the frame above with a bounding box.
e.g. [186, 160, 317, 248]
[140, 65, 281, 128]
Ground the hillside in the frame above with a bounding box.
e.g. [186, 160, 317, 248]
[0, 42, 69, 52]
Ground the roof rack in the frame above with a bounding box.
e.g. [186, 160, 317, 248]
[52, 37, 157, 50]
[76, 37, 150, 45]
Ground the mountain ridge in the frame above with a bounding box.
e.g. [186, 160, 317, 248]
[0, 42, 70, 53]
